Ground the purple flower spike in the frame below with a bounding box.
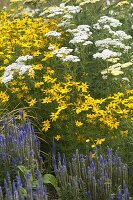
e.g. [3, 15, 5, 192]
[72, 153, 76, 161]
[118, 190, 123, 200]
[52, 142, 56, 157]
[90, 159, 95, 170]
[19, 110, 24, 119]
[16, 175, 22, 189]
[62, 153, 66, 166]
[99, 154, 104, 164]
[58, 152, 61, 162]
[107, 147, 112, 157]
[110, 195, 114, 200]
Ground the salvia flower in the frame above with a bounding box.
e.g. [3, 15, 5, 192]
[0, 171, 48, 200]
[53, 147, 130, 200]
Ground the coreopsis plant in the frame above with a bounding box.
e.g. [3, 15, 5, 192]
[0, 0, 132, 158]
[1, 58, 132, 151]
[0, 10, 61, 67]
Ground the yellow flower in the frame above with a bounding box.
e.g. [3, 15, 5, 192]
[28, 98, 37, 107]
[17, 93, 24, 99]
[0, 66, 5, 71]
[18, 111, 28, 120]
[86, 139, 90, 143]
[11, 88, 20, 93]
[78, 83, 88, 93]
[32, 64, 43, 70]
[10, 0, 22, 2]
[77, 135, 86, 143]
[120, 130, 128, 137]
[42, 120, 51, 132]
[46, 67, 55, 75]
[42, 52, 53, 61]
[50, 112, 59, 122]
[33, 51, 41, 57]
[95, 138, 105, 145]
[35, 82, 44, 88]
[0, 91, 9, 103]
[75, 120, 83, 127]
[92, 153, 96, 158]
[116, 0, 129, 6]
[42, 97, 52, 104]
[65, 74, 73, 81]
[22, 85, 29, 92]
[55, 134, 61, 141]
[4, 59, 9, 65]
[75, 107, 82, 114]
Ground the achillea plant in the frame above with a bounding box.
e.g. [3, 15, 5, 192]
[53, 147, 130, 200]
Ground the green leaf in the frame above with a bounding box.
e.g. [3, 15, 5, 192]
[17, 165, 29, 174]
[20, 188, 27, 197]
[32, 180, 38, 189]
[17, 165, 33, 183]
[42, 174, 60, 193]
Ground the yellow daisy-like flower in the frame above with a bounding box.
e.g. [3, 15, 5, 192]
[91, 144, 96, 148]
[55, 134, 61, 141]
[75, 120, 83, 127]
[42, 97, 52, 104]
[28, 98, 37, 107]
[50, 112, 59, 122]
[42, 120, 51, 132]
[120, 130, 128, 137]
[116, 0, 129, 6]
[4, 59, 9, 65]
[95, 138, 105, 145]
[0, 91, 9, 103]
[86, 139, 90, 143]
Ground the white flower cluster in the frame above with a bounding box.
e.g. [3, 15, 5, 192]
[52, 47, 73, 57]
[93, 49, 121, 60]
[93, 15, 132, 59]
[62, 55, 80, 62]
[95, 38, 131, 52]
[52, 47, 80, 62]
[121, 77, 130, 82]
[58, 21, 71, 27]
[101, 62, 132, 76]
[21, 7, 40, 17]
[106, 0, 115, 6]
[93, 16, 122, 30]
[40, 3, 81, 18]
[95, 38, 124, 48]
[46, 3, 80, 27]
[2, 55, 34, 84]
[79, 0, 100, 6]
[67, 25, 93, 45]
[45, 31, 61, 38]
[111, 30, 132, 41]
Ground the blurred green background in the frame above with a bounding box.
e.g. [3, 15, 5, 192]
[0, 0, 10, 9]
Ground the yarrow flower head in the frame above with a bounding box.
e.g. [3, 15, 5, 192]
[67, 25, 92, 44]
[52, 47, 80, 62]
[45, 31, 61, 38]
[2, 55, 34, 84]
[93, 16, 122, 30]
[93, 49, 121, 60]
